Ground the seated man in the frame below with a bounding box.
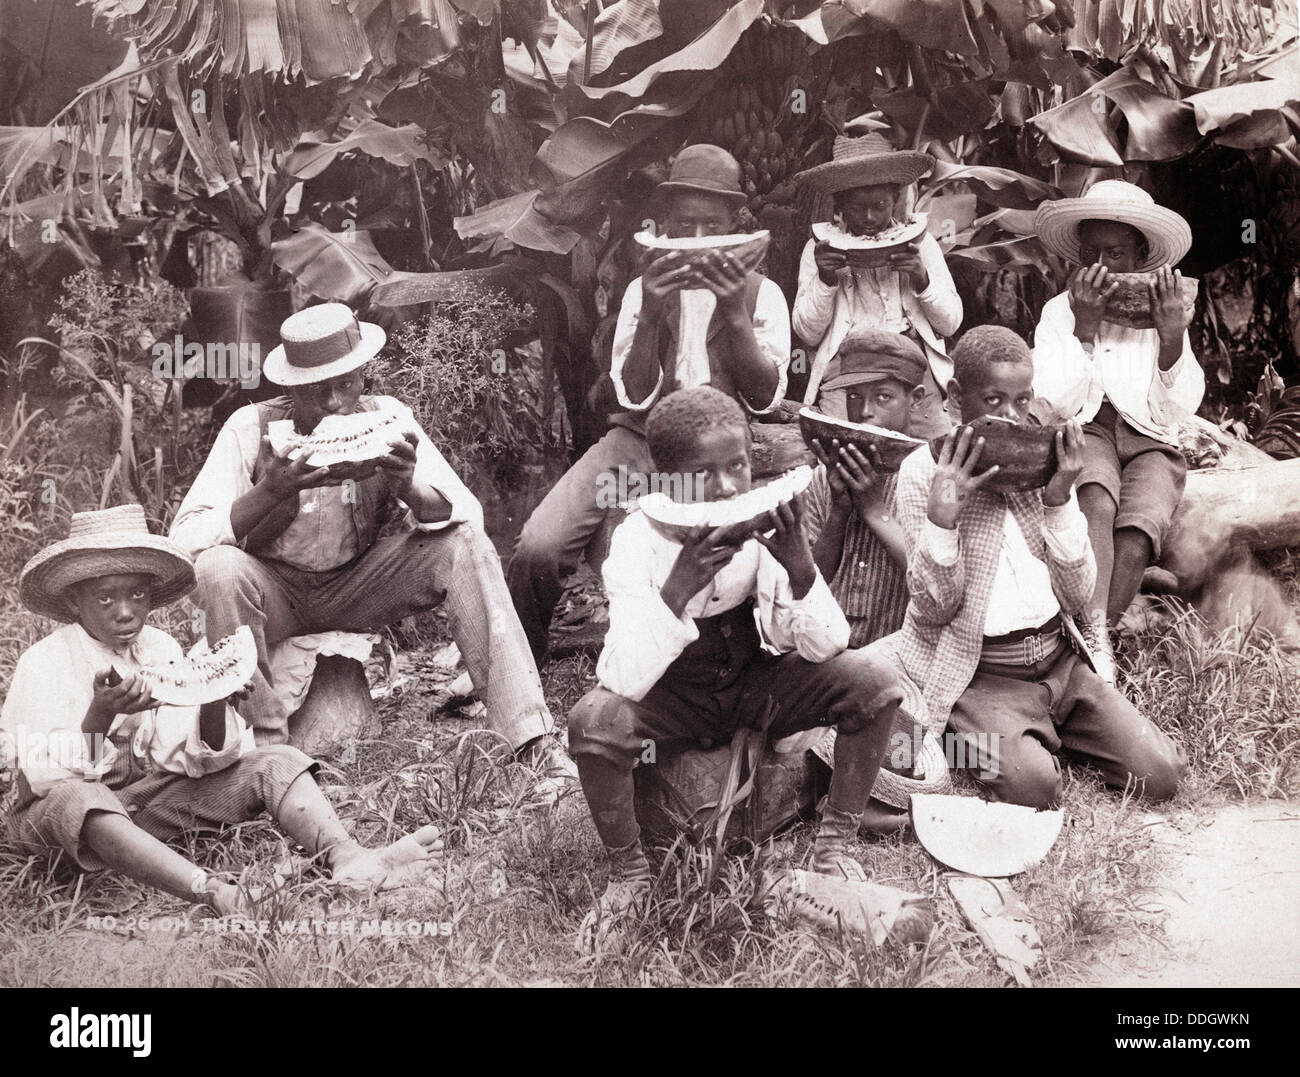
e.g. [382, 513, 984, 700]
[883, 326, 1185, 809]
[792, 133, 961, 439]
[170, 303, 573, 798]
[568, 386, 906, 946]
[507, 144, 791, 662]
[3, 505, 443, 915]
[803, 329, 929, 648]
[1032, 181, 1202, 682]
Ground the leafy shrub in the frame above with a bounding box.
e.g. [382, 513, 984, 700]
[377, 283, 545, 490]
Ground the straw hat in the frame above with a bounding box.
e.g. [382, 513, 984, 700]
[655, 143, 748, 207]
[1035, 180, 1192, 272]
[795, 133, 934, 194]
[19, 504, 195, 622]
[262, 303, 386, 387]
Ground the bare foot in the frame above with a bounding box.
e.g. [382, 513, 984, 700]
[206, 882, 262, 918]
[331, 825, 444, 890]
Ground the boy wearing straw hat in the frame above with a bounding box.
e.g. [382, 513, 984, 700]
[170, 302, 575, 797]
[792, 133, 962, 439]
[1, 505, 444, 914]
[507, 144, 791, 663]
[1031, 181, 1202, 683]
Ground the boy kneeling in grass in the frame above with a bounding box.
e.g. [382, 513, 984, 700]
[1, 504, 442, 916]
[568, 386, 907, 947]
[885, 326, 1185, 808]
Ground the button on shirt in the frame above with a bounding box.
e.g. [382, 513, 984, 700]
[170, 396, 483, 572]
[608, 278, 791, 414]
[596, 510, 849, 701]
[922, 493, 1089, 636]
[1032, 291, 1204, 446]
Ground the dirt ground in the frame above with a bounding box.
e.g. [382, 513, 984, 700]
[1072, 801, 1300, 987]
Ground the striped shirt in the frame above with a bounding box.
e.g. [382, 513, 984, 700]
[803, 466, 908, 648]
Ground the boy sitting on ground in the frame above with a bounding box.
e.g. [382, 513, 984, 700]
[567, 386, 907, 947]
[1031, 181, 1202, 682]
[803, 329, 928, 648]
[1, 505, 442, 916]
[883, 326, 1185, 808]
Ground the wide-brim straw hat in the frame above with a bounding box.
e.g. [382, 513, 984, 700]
[1035, 179, 1192, 271]
[655, 143, 747, 207]
[263, 303, 386, 387]
[795, 133, 934, 194]
[19, 504, 195, 622]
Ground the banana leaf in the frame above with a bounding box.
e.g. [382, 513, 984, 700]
[454, 190, 583, 254]
[842, 0, 979, 56]
[270, 221, 396, 304]
[927, 161, 1062, 209]
[282, 119, 447, 179]
[1027, 87, 1124, 166]
[1186, 75, 1300, 137]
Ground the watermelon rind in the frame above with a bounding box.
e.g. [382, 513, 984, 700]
[636, 465, 814, 544]
[910, 793, 1064, 877]
[1102, 272, 1199, 330]
[812, 215, 928, 268]
[927, 416, 1059, 492]
[797, 408, 926, 473]
[633, 230, 770, 274]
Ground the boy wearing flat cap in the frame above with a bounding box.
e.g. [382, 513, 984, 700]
[508, 144, 791, 663]
[1031, 181, 1203, 682]
[792, 133, 962, 438]
[171, 303, 574, 800]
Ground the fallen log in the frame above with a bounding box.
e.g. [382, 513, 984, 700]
[1160, 458, 1300, 588]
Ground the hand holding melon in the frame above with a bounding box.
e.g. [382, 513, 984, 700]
[926, 426, 1000, 530]
[1042, 419, 1086, 508]
[660, 525, 746, 618]
[1147, 265, 1195, 341]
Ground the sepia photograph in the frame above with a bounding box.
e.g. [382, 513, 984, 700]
[0, 0, 1295, 1018]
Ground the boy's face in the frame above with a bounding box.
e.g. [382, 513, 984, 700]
[1077, 219, 1144, 274]
[66, 573, 153, 647]
[842, 376, 921, 431]
[949, 360, 1035, 425]
[288, 369, 365, 434]
[670, 425, 752, 504]
[837, 184, 900, 237]
[664, 191, 738, 239]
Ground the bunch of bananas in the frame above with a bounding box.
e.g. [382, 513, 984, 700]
[689, 20, 814, 217]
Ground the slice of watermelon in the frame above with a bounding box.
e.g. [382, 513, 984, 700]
[635, 465, 814, 545]
[910, 793, 1064, 877]
[140, 625, 258, 707]
[633, 230, 770, 274]
[812, 215, 928, 268]
[797, 408, 926, 472]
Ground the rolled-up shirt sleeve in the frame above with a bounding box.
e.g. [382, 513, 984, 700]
[1043, 491, 1090, 563]
[146, 702, 247, 778]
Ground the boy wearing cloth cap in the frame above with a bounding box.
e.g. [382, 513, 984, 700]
[1, 505, 444, 915]
[171, 302, 574, 798]
[568, 387, 911, 949]
[1031, 181, 1202, 682]
[792, 134, 961, 439]
[883, 326, 1185, 808]
[508, 145, 791, 663]
[802, 329, 929, 648]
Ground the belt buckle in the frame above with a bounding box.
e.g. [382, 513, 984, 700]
[1022, 632, 1045, 665]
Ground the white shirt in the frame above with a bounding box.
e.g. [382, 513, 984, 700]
[1032, 291, 1204, 445]
[608, 276, 791, 414]
[0, 624, 249, 797]
[792, 231, 962, 402]
[922, 493, 1090, 636]
[596, 509, 849, 701]
[170, 395, 483, 568]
